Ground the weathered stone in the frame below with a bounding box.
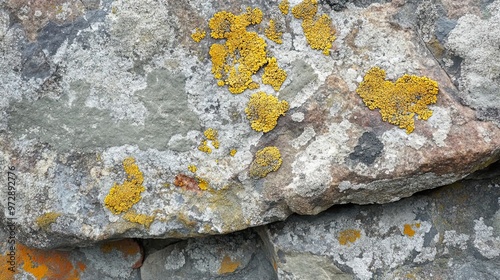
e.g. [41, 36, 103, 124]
[140, 231, 276, 280]
[0, 234, 142, 279]
[0, 0, 499, 249]
[259, 176, 500, 279]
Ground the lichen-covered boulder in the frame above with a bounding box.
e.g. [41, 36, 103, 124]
[137, 173, 500, 280]
[1, 0, 499, 248]
[0, 233, 143, 279]
[259, 175, 500, 279]
[140, 231, 276, 280]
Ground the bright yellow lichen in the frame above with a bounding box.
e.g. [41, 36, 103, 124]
[356, 67, 439, 134]
[191, 28, 206, 42]
[123, 210, 155, 229]
[262, 57, 287, 91]
[265, 20, 283, 44]
[188, 164, 197, 173]
[198, 139, 212, 154]
[230, 149, 237, 157]
[104, 157, 145, 214]
[292, 0, 336, 55]
[337, 229, 361, 246]
[250, 146, 283, 178]
[279, 0, 290, 15]
[197, 177, 210, 190]
[208, 8, 269, 94]
[36, 212, 62, 231]
[212, 139, 220, 149]
[198, 128, 219, 153]
[245, 92, 289, 133]
[204, 128, 218, 141]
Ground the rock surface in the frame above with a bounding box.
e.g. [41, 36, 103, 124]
[138, 169, 500, 280]
[0, 0, 499, 248]
[0, 235, 142, 279]
[260, 175, 500, 280]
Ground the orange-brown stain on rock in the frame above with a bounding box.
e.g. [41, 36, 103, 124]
[337, 229, 361, 246]
[403, 223, 421, 237]
[218, 255, 240, 274]
[100, 239, 143, 268]
[0, 243, 86, 280]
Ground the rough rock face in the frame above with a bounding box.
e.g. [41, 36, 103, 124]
[139, 172, 500, 280]
[259, 176, 500, 280]
[0, 234, 142, 279]
[0, 0, 499, 249]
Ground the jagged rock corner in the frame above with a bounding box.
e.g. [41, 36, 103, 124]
[0, 0, 499, 279]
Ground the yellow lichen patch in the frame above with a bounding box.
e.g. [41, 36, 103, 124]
[249, 146, 283, 178]
[191, 28, 206, 42]
[337, 229, 362, 246]
[8, 243, 86, 280]
[36, 212, 61, 231]
[230, 149, 237, 157]
[356, 67, 439, 134]
[198, 139, 212, 154]
[198, 128, 220, 153]
[262, 57, 287, 91]
[218, 255, 241, 274]
[104, 157, 146, 214]
[279, 0, 290, 15]
[123, 210, 155, 229]
[208, 8, 269, 94]
[301, 15, 336, 55]
[245, 92, 289, 133]
[265, 20, 283, 44]
[292, 0, 336, 55]
[188, 164, 197, 173]
[403, 223, 421, 237]
[212, 139, 220, 149]
[292, 0, 318, 20]
[204, 128, 218, 140]
[197, 177, 210, 190]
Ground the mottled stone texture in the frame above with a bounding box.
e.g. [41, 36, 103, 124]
[137, 173, 499, 280]
[0, 0, 499, 254]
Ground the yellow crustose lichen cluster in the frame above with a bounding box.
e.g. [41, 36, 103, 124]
[191, 28, 206, 42]
[263, 57, 288, 91]
[208, 8, 287, 94]
[356, 67, 439, 134]
[250, 146, 283, 178]
[279, 0, 290, 15]
[265, 19, 284, 44]
[198, 128, 220, 154]
[292, 0, 336, 55]
[245, 92, 289, 133]
[123, 210, 155, 228]
[104, 157, 145, 214]
[36, 212, 62, 230]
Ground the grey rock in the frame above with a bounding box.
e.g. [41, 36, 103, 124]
[0, 231, 142, 279]
[446, 0, 500, 125]
[0, 0, 499, 249]
[259, 176, 500, 280]
[140, 231, 277, 280]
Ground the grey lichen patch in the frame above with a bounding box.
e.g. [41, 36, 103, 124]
[446, 1, 500, 125]
[348, 131, 383, 165]
[109, 0, 177, 60]
[19, 8, 108, 80]
[8, 70, 200, 152]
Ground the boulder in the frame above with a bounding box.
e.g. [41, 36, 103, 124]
[0, 0, 499, 248]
